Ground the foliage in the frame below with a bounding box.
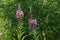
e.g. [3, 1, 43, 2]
[0, 0, 60, 40]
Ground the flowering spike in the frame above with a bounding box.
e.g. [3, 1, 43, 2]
[16, 10, 24, 19]
[28, 17, 38, 26]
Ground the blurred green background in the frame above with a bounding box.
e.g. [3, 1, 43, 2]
[0, 0, 60, 40]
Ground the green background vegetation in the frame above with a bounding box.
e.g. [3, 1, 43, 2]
[0, 0, 60, 40]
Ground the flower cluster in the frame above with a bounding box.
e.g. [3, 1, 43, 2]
[28, 17, 38, 27]
[16, 10, 24, 19]
[16, 10, 39, 29]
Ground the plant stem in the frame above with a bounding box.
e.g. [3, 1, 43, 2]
[33, 30, 38, 40]
[42, 31, 46, 40]
[18, 19, 23, 40]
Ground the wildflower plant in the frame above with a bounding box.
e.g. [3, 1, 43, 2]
[28, 5, 39, 40]
[16, 3, 27, 40]
[28, 17, 39, 40]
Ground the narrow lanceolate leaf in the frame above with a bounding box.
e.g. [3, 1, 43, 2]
[22, 35, 28, 40]
[18, 31, 26, 40]
[20, 31, 26, 38]
[37, 35, 40, 40]
[37, 34, 42, 40]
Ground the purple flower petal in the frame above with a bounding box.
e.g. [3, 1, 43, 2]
[16, 10, 24, 18]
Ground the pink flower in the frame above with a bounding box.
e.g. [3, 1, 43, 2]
[28, 18, 33, 25]
[32, 18, 37, 25]
[16, 10, 24, 18]
[28, 18, 38, 26]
